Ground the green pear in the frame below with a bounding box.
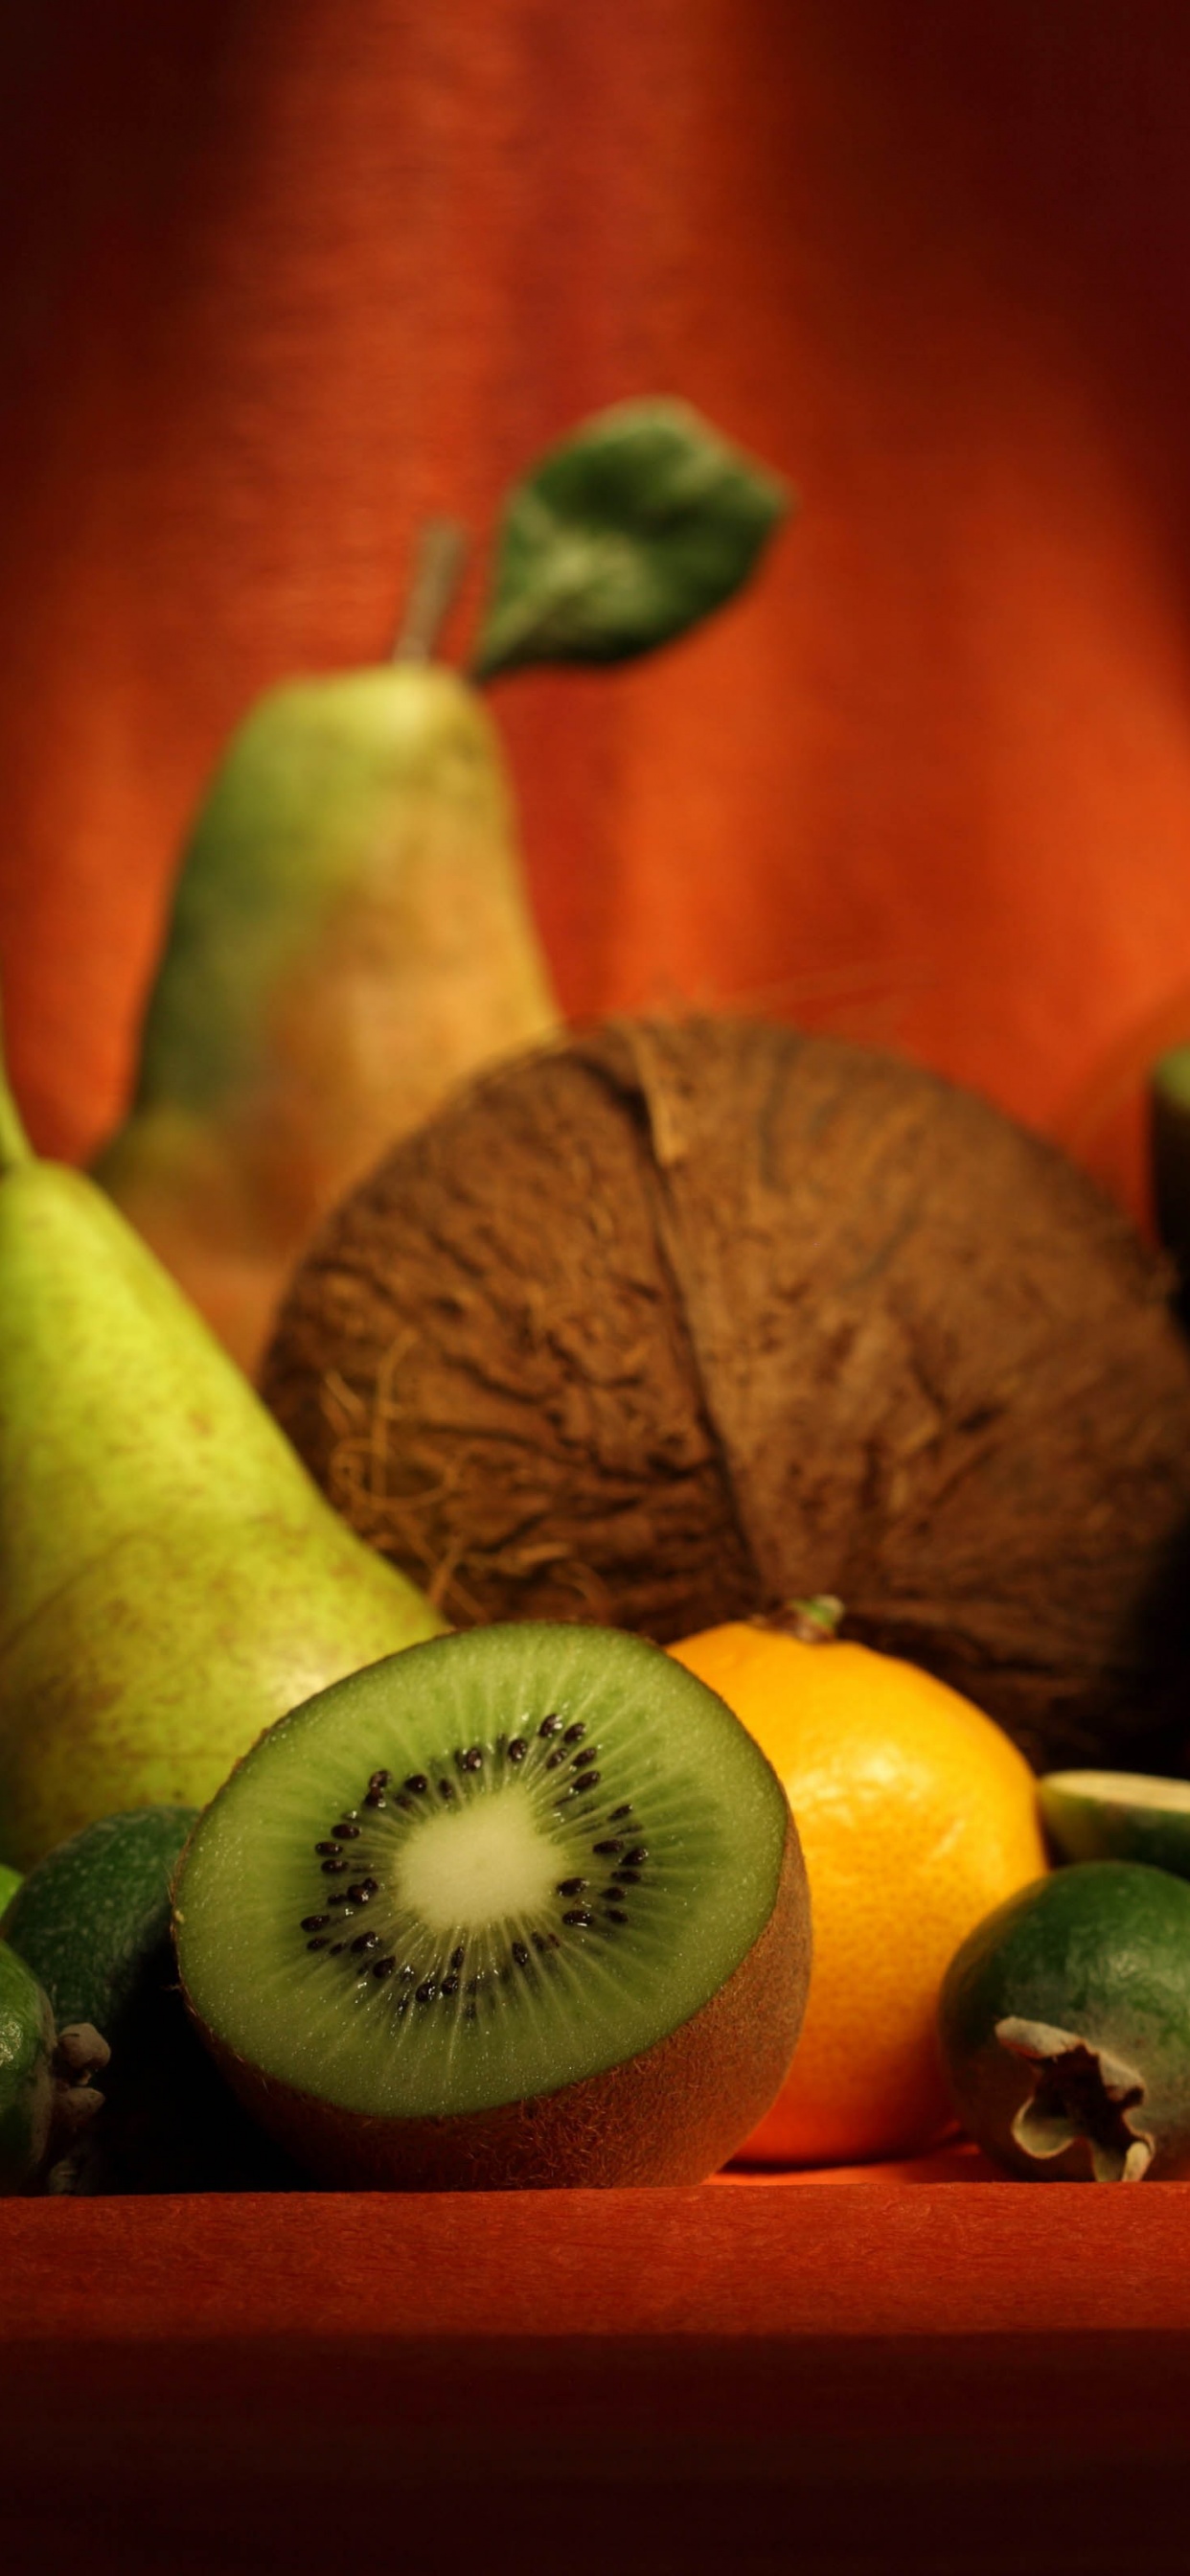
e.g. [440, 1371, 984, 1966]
[93, 410, 789, 1377]
[93, 656, 560, 1371]
[0, 1024, 446, 1872]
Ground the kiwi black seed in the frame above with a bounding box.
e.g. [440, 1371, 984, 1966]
[172, 1623, 812, 2191]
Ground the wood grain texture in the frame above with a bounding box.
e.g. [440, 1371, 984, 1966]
[6, 2185, 1190, 2574]
[4, 3, 1190, 1218]
[8, 2178, 1190, 2339]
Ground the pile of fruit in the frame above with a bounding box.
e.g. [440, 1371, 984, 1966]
[5, 402, 1190, 2196]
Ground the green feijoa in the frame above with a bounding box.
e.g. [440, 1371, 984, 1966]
[939, 1861, 1190, 2182]
[1039, 1770, 1190, 1879]
[3, 1806, 197, 2038]
[5, 1805, 303, 2193]
[0, 1940, 57, 2192]
[174, 1622, 811, 2190]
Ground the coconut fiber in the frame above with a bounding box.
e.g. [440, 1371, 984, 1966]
[261, 1018, 1190, 1768]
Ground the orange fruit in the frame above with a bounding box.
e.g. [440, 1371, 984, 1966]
[669, 1620, 1048, 2167]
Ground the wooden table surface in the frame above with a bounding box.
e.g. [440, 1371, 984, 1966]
[6, 2174, 1190, 2576]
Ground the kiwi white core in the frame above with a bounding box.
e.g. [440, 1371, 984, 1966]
[174, 1622, 792, 2122]
[396, 1796, 560, 1931]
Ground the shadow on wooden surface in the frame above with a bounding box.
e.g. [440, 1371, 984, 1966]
[8, 2329, 1190, 2576]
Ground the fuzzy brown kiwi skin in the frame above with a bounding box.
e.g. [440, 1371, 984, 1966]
[180, 1809, 811, 2191]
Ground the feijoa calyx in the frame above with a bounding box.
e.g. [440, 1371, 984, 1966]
[939, 1861, 1190, 2181]
[173, 1623, 812, 2188]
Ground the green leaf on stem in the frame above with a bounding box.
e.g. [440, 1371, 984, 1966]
[471, 398, 792, 680]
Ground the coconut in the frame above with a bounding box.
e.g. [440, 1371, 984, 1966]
[260, 1017, 1190, 1770]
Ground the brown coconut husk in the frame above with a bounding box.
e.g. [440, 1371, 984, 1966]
[261, 1017, 1190, 1770]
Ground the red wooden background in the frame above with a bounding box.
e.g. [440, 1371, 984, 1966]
[4, 1, 1190, 1213]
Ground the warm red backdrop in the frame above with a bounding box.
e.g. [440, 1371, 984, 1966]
[4, 0, 1190, 1212]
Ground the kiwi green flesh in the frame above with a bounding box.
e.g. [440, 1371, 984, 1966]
[199, 1817, 808, 2189]
[175, 1624, 800, 2135]
[1040, 1770, 1190, 1879]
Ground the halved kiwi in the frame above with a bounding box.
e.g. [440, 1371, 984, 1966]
[1039, 1770, 1190, 1878]
[174, 1623, 811, 2188]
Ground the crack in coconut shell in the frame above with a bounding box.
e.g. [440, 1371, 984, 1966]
[260, 1017, 1190, 1770]
[274, 1030, 760, 1638]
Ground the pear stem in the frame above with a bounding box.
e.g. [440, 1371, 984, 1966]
[0, 987, 34, 1173]
[394, 519, 469, 663]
